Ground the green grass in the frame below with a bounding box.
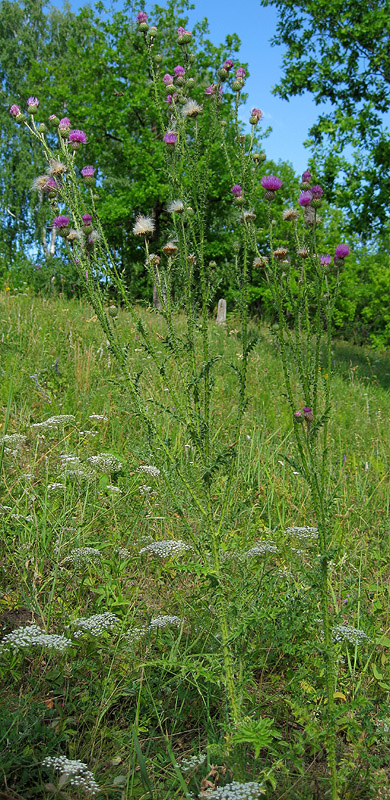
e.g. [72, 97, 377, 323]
[1, 289, 390, 799]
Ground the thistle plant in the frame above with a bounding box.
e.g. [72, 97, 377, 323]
[10, 11, 350, 795]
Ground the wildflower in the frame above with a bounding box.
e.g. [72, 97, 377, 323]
[261, 175, 283, 201]
[163, 131, 178, 149]
[246, 542, 278, 556]
[332, 625, 370, 645]
[241, 209, 256, 222]
[283, 208, 299, 221]
[304, 206, 321, 227]
[232, 77, 244, 91]
[177, 26, 192, 44]
[203, 781, 264, 799]
[252, 152, 266, 164]
[59, 465, 96, 483]
[27, 96, 39, 114]
[88, 413, 107, 421]
[59, 454, 81, 465]
[107, 484, 122, 493]
[133, 214, 155, 235]
[223, 59, 234, 70]
[235, 67, 246, 78]
[52, 215, 70, 232]
[162, 73, 174, 86]
[0, 433, 26, 447]
[334, 244, 350, 267]
[311, 184, 323, 198]
[231, 184, 242, 198]
[42, 756, 99, 795]
[285, 526, 318, 539]
[48, 113, 60, 126]
[180, 753, 206, 772]
[182, 99, 203, 117]
[149, 615, 181, 629]
[124, 625, 148, 642]
[252, 256, 268, 269]
[273, 247, 289, 261]
[48, 158, 67, 175]
[30, 414, 75, 428]
[165, 94, 173, 104]
[58, 117, 71, 135]
[303, 406, 314, 428]
[68, 612, 119, 638]
[81, 165, 95, 185]
[249, 107, 262, 124]
[67, 228, 84, 244]
[69, 129, 87, 149]
[87, 453, 123, 472]
[139, 484, 152, 494]
[87, 230, 100, 246]
[139, 540, 193, 557]
[137, 11, 148, 24]
[47, 483, 66, 492]
[205, 84, 217, 96]
[9, 103, 21, 117]
[138, 464, 160, 477]
[0, 625, 71, 654]
[147, 25, 158, 38]
[162, 241, 178, 256]
[297, 247, 309, 259]
[63, 547, 102, 567]
[167, 199, 184, 214]
[174, 65, 185, 77]
[320, 254, 331, 267]
[302, 169, 311, 183]
[298, 191, 312, 207]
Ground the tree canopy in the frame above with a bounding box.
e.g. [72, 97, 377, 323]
[261, 0, 390, 238]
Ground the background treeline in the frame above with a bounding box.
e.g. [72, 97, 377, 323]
[1, 0, 390, 347]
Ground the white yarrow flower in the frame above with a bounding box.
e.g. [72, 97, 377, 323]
[246, 542, 278, 556]
[42, 756, 99, 795]
[0, 625, 72, 654]
[149, 615, 181, 629]
[68, 612, 120, 639]
[139, 540, 193, 557]
[138, 465, 160, 477]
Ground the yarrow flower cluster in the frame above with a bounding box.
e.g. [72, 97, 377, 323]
[87, 453, 123, 472]
[89, 413, 108, 421]
[180, 753, 206, 772]
[332, 624, 370, 645]
[201, 781, 264, 800]
[63, 547, 103, 567]
[285, 526, 318, 539]
[138, 465, 160, 477]
[149, 615, 182, 629]
[42, 756, 99, 795]
[0, 433, 26, 447]
[30, 415, 75, 429]
[246, 542, 278, 556]
[67, 612, 120, 638]
[139, 539, 193, 557]
[0, 625, 72, 654]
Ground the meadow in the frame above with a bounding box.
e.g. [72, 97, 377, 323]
[1, 289, 390, 799]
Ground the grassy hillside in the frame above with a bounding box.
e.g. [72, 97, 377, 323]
[1, 290, 390, 799]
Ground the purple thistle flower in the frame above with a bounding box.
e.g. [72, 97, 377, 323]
[261, 175, 283, 191]
[27, 96, 39, 108]
[165, 94, 173, 104]
[177, 26, 185, 35]
[311, 184, 323, 197]
[294, 410, 304, 423]
[223, 59, 234, 70]
[235, 67, 246, 78]
[45, 177, 58, 192]
[177, 26, 192, 41]
[137, 11, 148, 23]
[205, 85, 216, 96]
[82, 213, 92, 226]
[58, 117, 71, 132]
[334, 244, 350, 259]
[251, 108, 262, 121]
[174, 65, 185, 77]
[163, 132, 178, 147]
[320, 254, 332, 266]
[69, 129, 87, 144]
[163, 73, 174, 85]
[81, 165, 95, 177]
[302, 170, 311, 183]
[232, 184, 242, 197]
[9, 104, 21, 117]
[53, 215, 70, 229]
[298, 191, 312, 207]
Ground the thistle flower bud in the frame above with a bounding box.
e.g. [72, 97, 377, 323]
[163, 131, 178, 150]
[334, 244, 350, 268]
[232, 78, 244, 91]
[165, 83, 175, 95]
[38, 122, 47, 133]
[9, 103, 21, 118]
[223, 59, 234, 71]
[235, 68, 246, 78]
[294, 410, 304, 424]
[163, 73, 174, 85]
[249, 108, 262, 125]
[177, 27, 192, 44]
[154, 53, 162, 64]
[81, 165, 96, 185]
[261, 175, 283, 201]
[27, 96, 39, 114]
[174, 65, 185, 77]
[48, 114, 60, 127]
[58, 117, 71, 136]
[82, 213, 92, 230]
[320, 254, 331, 268]
[108, 305, 118, 317]
[301, 170, 311, 190]
[252, 152, 266, 164]
[218, 67, 228, 81]
[69, 129, 87, 149]
[137, 11, 149, 32]
[303, 406, 314, 428]
[147, 25, 158, 39]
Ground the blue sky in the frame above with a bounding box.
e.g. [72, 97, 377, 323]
[53, 0, 336, 174]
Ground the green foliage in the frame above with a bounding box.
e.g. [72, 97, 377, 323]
[261, 0, 390, 237]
